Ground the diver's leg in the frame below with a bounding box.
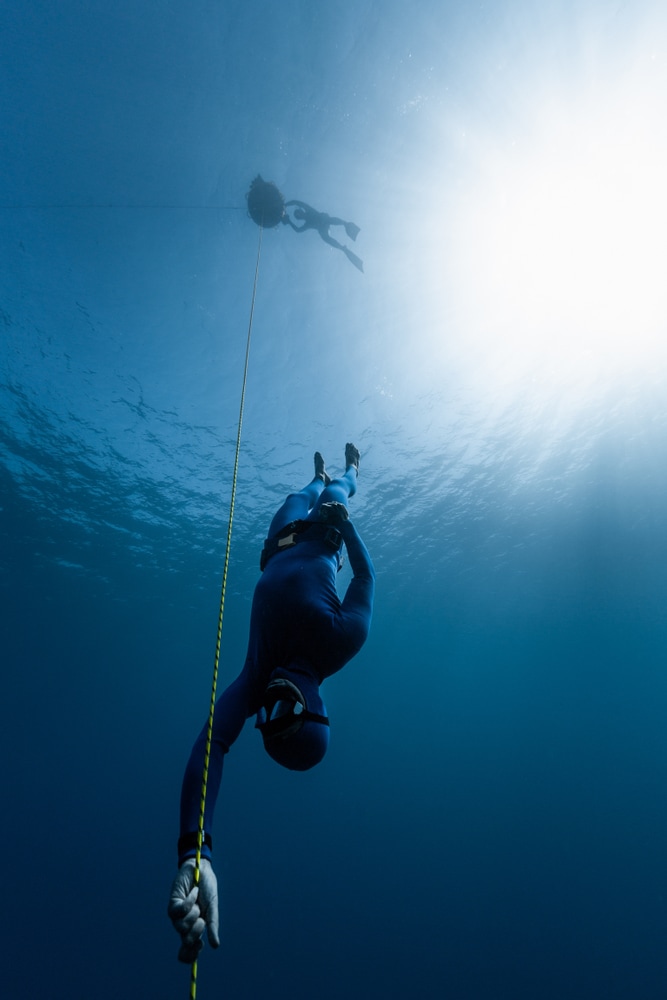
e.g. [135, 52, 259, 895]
[310, 443, 360, 514]
[266, 454, 327, 536]
[314, 450, 332, 486]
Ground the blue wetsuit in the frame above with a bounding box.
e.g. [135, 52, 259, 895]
[178, 469, 375, 863]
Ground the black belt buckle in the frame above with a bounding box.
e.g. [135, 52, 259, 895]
[324, 526, 342, 550]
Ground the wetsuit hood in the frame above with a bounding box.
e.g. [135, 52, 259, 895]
[255, 665, 329, 771]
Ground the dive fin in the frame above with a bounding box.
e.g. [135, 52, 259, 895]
[344, 247, 364, 273]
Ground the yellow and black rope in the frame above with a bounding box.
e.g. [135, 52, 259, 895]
[189, 223, 264, 1000]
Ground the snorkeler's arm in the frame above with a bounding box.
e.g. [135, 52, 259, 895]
[283, 201, 308, 232]
[283, 216, 305, 232]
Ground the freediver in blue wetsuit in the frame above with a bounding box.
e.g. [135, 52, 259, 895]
[168, 444, 375, 962]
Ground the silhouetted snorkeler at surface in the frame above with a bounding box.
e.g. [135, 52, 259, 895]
[282, 199, 364, 272]
[168, 444, 375, 962]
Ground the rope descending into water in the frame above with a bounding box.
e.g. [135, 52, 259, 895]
[189, 223, 264, 1000]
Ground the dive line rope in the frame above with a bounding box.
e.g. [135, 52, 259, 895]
[190, 223, 264, 1000]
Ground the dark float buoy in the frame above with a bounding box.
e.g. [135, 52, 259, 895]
[246, 175, 286, 228]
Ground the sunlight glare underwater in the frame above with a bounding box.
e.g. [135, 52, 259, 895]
[428, 49, 667, 396]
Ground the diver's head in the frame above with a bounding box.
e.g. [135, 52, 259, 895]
[294, 208, 306, 220]
[255, 675, 329, 771]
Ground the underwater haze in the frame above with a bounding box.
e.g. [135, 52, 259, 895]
[3, 1, 667, 997]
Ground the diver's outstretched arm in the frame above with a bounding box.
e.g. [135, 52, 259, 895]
[169, 666, 258, 961]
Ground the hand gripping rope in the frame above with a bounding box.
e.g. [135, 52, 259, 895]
[189, 223, 263, 1000]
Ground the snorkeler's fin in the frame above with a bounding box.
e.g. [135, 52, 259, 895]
[345, 222, 360, 241]
[344, 247, 364, 273]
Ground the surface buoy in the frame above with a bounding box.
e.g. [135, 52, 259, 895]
[246, 175, 286, 228]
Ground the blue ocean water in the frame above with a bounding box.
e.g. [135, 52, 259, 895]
[3, 2, 667, 998]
